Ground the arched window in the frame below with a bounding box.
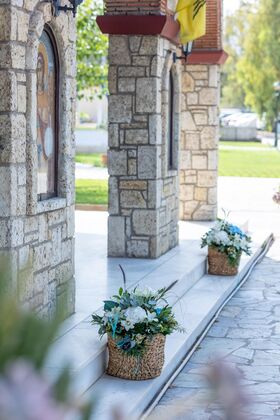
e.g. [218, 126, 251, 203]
[168, 69, 175, 170]
[36, 27, 59, 200]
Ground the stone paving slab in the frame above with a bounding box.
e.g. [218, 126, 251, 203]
[151, 240, 280, 420]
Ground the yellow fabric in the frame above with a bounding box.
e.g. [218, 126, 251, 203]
[175, 0, 206, 44]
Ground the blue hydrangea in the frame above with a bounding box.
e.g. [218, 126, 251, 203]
[228, 224, 245, 237]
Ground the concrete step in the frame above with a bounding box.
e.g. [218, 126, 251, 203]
[44, 236, 208, 395]
[83, 231, 273, 420]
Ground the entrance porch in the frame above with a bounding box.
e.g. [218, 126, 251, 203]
[44, 208, 272, 418]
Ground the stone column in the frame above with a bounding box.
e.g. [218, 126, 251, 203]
[180, 63, 220, 220]
[107, 35, 180, 258]
[179, 0, 225, 221]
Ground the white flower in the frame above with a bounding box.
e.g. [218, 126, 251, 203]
[124, 306, 147, 324]
[240, 236, 249, 250]
[146, 311, 157, 322]
[134, 286, 156, 298]
[120, 319, 135, 331]
[232, 234, 242, 248]
[102, 306, 122, 325]
[213, 230, 230, 245]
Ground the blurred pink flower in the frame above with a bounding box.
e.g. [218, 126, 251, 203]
[273, 190, 280, 205]
[0, 360, 77, 420]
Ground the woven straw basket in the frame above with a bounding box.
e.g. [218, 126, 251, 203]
[107, 334, 166, 380]
[208, 246, 241, 276]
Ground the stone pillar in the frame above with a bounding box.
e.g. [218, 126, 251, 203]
[0, 2, 76, 318]
[180, 63, 220, 220]
[107, 35, 181, 258]
[179, 0, 225, 221]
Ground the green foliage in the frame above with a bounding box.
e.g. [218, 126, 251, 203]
[92, 277, 182, 356]
[75, 153, 106, 167]
[221, 2, 252, 108]
[76, 0, 108, 99]
[0, 301, 59, 372]
[0, 263, 93, 418]
[222, 0, 280, 128]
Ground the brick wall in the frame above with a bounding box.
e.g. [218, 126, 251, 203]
[194, 0, 222, 50]
[104, 0, 167, 15]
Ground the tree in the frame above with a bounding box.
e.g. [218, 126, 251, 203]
[76, 0, 108, 99]
[236, 0, 280, 128]
[221, 1, 254, 108]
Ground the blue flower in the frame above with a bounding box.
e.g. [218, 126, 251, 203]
[155, 308, 162, 316]
[116, 336, 134, 351]
[228, 224, 244, 237]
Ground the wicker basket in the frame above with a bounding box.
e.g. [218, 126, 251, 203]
[208, 246, 241, 276]
[107, 334, 166, 380]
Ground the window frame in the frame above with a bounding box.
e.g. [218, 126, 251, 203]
[37, 25, 60, 202]
[168, 69, 176, 170]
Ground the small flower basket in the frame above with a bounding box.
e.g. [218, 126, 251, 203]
[91, 270, 182, 381]
[107, 334, 165, 380]
[273, 187, 280, 205]
[201, 219, 252, 276]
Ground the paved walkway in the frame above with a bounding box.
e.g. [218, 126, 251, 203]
[151, 241, 280, 419]
[75, 129, 107, 153]
[220, 145, 276, 151]
[75, 163, 108, 180]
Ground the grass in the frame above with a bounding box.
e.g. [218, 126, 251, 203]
[219, 141, 271, 148]
[75, 153, 105, 168]
[74, 148, 280, 205]
[219, 149, 280, 177]
[75, 179, 108, 205]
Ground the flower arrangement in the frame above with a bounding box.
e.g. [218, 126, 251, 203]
[201, 218, 252, 267]
[273, 186, 280, 205]
[91, 277, 181, 356]
[92, 267, 182, 380]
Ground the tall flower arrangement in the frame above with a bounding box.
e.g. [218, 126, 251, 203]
[92, 277, 181, 356]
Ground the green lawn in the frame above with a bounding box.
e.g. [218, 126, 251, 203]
[76, 153, 105, 168]
[75, 179, 108, 205]
[219, 149, 280, 177]
[219, 141, 271, 148]
[74, 149, 280, 205]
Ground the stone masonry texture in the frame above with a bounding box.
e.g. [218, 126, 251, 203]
[0, 1, 76, 319]
[107, 35, 181, 258]
[180, 64, 220, 221]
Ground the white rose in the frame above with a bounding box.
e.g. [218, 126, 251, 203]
[214, 231, 230, 245]
[124, 306, 147, 324]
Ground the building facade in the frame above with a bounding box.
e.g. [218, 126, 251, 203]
[0, 0, 76, 318]
[98, 0, 226, 258]
[0, 0, 225, 316]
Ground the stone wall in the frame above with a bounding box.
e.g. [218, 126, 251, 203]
[107, 35, 181, 258]
[0, 1, 76, 318]
[180, 63, 220, 221]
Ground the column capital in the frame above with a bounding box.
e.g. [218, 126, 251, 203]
[97, 15, 180, 45]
